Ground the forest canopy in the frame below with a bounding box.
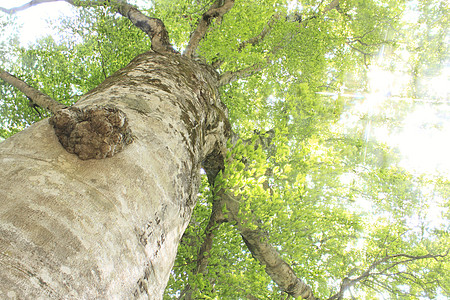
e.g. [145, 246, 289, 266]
[0, 0, 449, 299]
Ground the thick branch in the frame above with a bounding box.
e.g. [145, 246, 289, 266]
[199, 131, 317, 299]
[115, 2, 175, 53]
[322, 0, 340, 14]
[184, 0, 235, 58]
[76, 1, 175, 53]
[240, 228, 317, 299]
[0, 67, 67, 114]
[219, 187, 317, 300]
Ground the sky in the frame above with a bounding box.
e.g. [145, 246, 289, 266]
[363, 65, 450, 178]
[1, 0, 450, 178]
[1, 0, 75, 45]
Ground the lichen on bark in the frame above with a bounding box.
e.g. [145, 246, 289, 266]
[49, 105, 134, 160]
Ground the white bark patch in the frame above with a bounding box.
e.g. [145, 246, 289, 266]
[60, 265, 71, 275]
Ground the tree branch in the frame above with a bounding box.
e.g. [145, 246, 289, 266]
[327, 251, 449, 300]
[237, 13, 281, 52]
[184, 0, 235, 58]
[199, 131, 317, 299]
[215, 0, 345, 84]
[322, 0, 340, 14]
[0, 0, 175, 53]
[0, 67, 67, 114]
[0, 0, 70, 14]
[115, 2, 175, 53]
[75, 1, 175, 53]
[239, 227, 317, 300]
[218, 62, 266, 86]
[345, 43, 372, 66]
[182, 196, 227, 300]
[219, 0, 342, 85]
[217, 185, 317, 300]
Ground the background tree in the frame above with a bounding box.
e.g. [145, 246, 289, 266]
[0, 0, 448, 299]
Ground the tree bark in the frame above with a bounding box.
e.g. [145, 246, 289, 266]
[0, 51, 229, 299]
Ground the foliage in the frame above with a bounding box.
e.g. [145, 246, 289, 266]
[1, 0, 449, 299]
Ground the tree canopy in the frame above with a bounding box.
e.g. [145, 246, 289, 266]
[0, 0, 449, 299]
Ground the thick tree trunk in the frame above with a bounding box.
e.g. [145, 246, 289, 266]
[0, 51, 229, 299]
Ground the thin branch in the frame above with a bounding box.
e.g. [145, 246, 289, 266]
[0, 0, 175, 53]
[237, 13, 281, 52]
[181, 189, 227, 299]
[314, 0, 327, 12]
[97, 40, 108, 80]
[0, 67, 67, 114]
[0, 0, 71, 14]
[350, 28, 377, 41]
[345, 43, 372, 66]
[184, 0, 235, 58]
[219, 0, 344, 85]
[218, 62, 266, 86]
[327, 251, 449, 300]
[218, 0, 345, 84]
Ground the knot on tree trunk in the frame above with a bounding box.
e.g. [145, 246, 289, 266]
[49, 106, 133, 160]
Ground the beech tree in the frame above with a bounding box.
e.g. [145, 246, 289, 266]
[0, 0, 448, 299]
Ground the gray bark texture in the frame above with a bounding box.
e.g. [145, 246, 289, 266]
[0, 51, 229, 299]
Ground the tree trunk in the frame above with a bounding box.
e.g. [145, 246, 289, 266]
[0, 51, 229, 299]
